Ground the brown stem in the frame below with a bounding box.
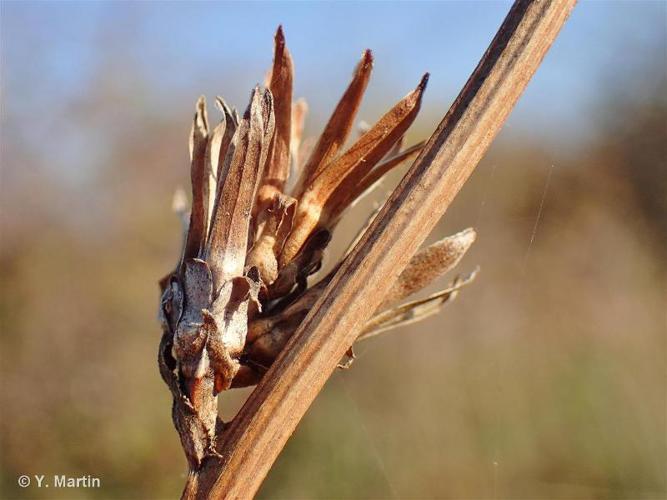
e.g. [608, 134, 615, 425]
[188, 0, 576, 497]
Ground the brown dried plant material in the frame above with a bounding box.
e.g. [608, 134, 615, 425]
[182, 97, 209, 261]
[238, 229, 476, 379]
[291, 49, 374, 198]
[324, 140, 426, 227]
[206, 88, 273, 288]
[158, 88, 275, 468]
[158, 25, 478, 473]
[380, 227, 476, 308]
[280, 74, 429, 266]
[206, 97, 238, 221]
[256, 26, 294, 213]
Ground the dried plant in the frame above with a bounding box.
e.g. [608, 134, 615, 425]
[157, 26, 478, 470]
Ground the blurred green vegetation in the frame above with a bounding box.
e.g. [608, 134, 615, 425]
[1, 26, 666, 500]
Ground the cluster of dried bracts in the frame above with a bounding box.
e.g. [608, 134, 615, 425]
[158, 27, 477, 467]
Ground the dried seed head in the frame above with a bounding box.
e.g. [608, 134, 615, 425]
[158, 28, 479, 449]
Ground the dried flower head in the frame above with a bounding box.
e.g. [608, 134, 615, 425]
[158, 26, 477, 467]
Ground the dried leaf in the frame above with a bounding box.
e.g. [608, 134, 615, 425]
[256, 26, 293, 211]
[174, 259, 213, 379]
[324, 142, 425, 231]
[183, 96, 210, 261]
[343, 141, 425, 212]
[215, 96, 239, 129]
[206, 88, 270, 288]
[204, 116, 226, 226]
[281, 75, 428, 266]
[319, 74, 428, 216]
[291, 49, 373, 198]
[260, 90, 277, 150]
[166, 259, 218, 463]
[208, 97, 239, 226]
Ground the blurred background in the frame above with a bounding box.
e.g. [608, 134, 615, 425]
[1, 1, 665, 499]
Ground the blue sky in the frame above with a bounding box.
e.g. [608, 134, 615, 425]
[1, 1, 665, 183]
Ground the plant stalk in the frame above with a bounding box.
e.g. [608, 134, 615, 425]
[186, 0, 576, 497]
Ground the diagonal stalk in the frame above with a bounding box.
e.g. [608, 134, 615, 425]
[187, 0, 576, 497]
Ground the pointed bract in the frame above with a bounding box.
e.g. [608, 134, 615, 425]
[206, 89, 266, 288]
[291, 49, 374, 199]
[183, 96, 210, 262]
[280, 74, 428, 267]
[256, 26, 294, 213]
